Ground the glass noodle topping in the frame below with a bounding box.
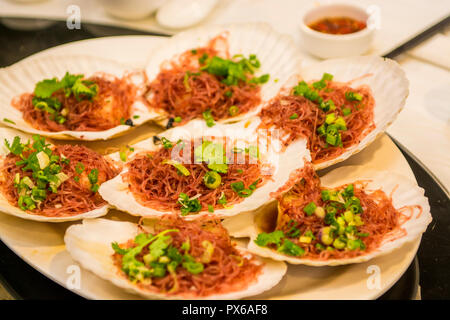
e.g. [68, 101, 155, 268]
[112, 216, 262, 297]
[146, 35, 269, 127]
[12, 72, 138, 132]
[123, 138, 267, 215]
[254, 165, 419, 260]
[258, 72, 375, 163]
[0, 135, 119, 217]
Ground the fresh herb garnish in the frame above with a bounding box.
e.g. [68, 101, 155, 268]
[3, 118, 16, 125]
[87, 168, 99, 192]
[160, 137, 173, 149]
[4, 135, 77, 210]
[202, 109, 215, 127]
[345, 91, 363, 101]
[199, 54, 269, 86]
[162, 160, 190, 176]
[75, 162, 85, 174]
[254, 230, 285, 247]
[228, 105, 239, 116]
[230, 178, 260, 198]
[316, 114, 347, 147]
[32, 72, 98, 124]
[178, 193, 202, 216]
[111, 229, 206, 287]
[203, 171, 221, 189]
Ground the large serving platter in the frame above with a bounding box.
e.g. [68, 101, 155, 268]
[0, 35, 421, 300]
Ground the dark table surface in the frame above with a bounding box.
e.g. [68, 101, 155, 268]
[0, 19, 448, 300]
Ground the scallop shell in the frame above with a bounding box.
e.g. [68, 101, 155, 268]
[244, 56, 409, 170]
[100, 120, 311, 219]
[64, 218, 287, 300]
[145, 22, 302, 125]
[302, 56, 409, 170]
[223, 165, 432, 266]
[0, 55, 164, 141]
[0, 127, 112, 222]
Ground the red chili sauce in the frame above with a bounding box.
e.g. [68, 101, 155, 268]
[309, 17, 366, 35]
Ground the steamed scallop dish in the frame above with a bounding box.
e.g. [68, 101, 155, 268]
[144, 23, 301, 127]
[100, 120, 310, 219]
[254, 56, 409, 169]
[64, 216, 287, 299]
[223, 164, 431, 266]
[0, 55, 163, 140]
[0, 128, 119, 222]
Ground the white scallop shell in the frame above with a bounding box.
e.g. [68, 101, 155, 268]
[0, 127, 112, 222]
[100, 120, 311, 220]
[246, 56, 409, 170]
[223, 165, 432, 266]
[64, 218, 287, 300]
[0, 55, 164, 141]
[145, 22, 302, 125]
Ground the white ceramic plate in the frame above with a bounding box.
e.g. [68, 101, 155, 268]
[0, 35, 423, 300]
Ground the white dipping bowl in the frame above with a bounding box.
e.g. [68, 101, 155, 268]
[300, 3, 375, 59]
[97, 0, 167, 20]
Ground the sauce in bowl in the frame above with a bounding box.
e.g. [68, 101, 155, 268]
[309, 17, 366, 35]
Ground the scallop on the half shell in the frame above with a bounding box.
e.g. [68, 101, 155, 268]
[0, 127, 117, 222]
[145, 22, 302, 126]
[64, 218, 287, 299]
[244, 55, 409, 170]
[100, 120, 310, 220]
[0, 55, 164, 140]
[223, 165, 431, 266]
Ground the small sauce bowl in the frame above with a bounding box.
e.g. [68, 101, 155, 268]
[300, 3, 375, 59]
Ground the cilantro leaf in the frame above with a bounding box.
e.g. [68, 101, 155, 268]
[72, 79, 98, 100]
[60, 72, 83, 88]
[178, 193, 202, 215]
[34, 78, 63, 98]
[88, 168, 99, 184]
[254, 230, 285, 247]
[111, 242, 129, 255]
[146, 235, 171, 263]
[5, 136, 24, 155]
[277, 239, 305, 256]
